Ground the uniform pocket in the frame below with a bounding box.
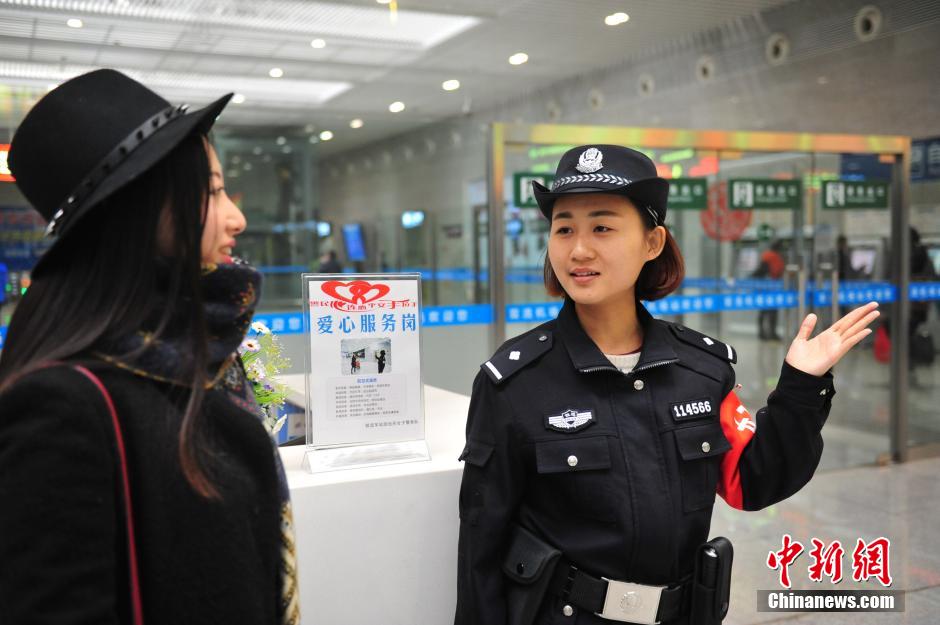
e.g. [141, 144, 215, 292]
[459, 440, 495, 525]
[534, 436, 616, 522]
[459, 441, 495, 467]
[673, 422, 731, 512]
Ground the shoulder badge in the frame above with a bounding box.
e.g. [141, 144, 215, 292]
[481, 330, 553, 385]
[667, 323, 736, 364]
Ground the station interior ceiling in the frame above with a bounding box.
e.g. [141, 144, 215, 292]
[3, 0, 812, 153]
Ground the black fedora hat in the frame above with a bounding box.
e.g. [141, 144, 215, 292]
[9, 68, 232, 275]
[532, 144, 669, 225]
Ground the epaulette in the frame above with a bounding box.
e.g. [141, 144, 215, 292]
[480, 330, 553, 385]
[667, 322, 737, 364]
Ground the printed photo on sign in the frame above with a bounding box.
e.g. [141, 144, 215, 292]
[341, 337, 392, 375]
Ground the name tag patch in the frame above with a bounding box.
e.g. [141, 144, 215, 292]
[669, 398, 715, 421]
[546, 408, 595, 433]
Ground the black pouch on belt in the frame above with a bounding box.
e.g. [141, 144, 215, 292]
[691, 536, 734, 625]
[502, 524, 563, 625]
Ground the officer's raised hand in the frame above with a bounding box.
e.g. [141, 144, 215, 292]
[785, 301, 879, 376]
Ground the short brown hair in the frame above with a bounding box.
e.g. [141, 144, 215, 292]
[543, 227, 685, 301]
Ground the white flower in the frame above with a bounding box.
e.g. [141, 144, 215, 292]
[271, 415, 288, 435]
[251, 321, 271, 335]
[247, 361, 267, 381]
[240, 338, 261, 353]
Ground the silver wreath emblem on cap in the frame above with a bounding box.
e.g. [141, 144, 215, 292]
[575, 147, 604, 173]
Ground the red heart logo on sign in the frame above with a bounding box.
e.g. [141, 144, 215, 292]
[321, 280, 390, 305]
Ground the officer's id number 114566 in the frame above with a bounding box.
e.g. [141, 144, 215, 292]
[670, 398, 714, 421]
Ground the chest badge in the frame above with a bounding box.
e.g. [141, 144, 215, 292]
[669, 397, 716, 422]
[546, 408, 595, 433]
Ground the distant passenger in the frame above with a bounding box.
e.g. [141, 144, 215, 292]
[908, 227, 936, 366]
[376, 349, 387, 373]
[319, 249, 343, 273]
[836, 235, 852, 281]
[754, 239, 786, 340]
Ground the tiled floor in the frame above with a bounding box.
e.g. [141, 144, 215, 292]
[712, 456, 940, 624]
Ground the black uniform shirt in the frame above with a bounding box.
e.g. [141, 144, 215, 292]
[455, 297, 835, 625]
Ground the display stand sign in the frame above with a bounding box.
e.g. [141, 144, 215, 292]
[301, 274, 429, 473]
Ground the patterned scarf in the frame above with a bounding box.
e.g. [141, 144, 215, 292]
[97, 260, 300, 625]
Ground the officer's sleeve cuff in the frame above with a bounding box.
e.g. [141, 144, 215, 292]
[775, 361, 836, 407]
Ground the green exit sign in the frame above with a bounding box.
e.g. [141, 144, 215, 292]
[668, 178, 708, 210]
[729, 179, 802, 210]
[822, 181, 889, 209]
[513, 172, 554, 208]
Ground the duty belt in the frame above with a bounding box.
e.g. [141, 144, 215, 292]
[551, 561, 689, 624]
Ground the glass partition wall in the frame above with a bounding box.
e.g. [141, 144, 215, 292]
[488, 123, 916, 469]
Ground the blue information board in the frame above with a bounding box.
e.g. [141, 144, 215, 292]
[911, 137, 940, 182]
[0, 206, 51, 271]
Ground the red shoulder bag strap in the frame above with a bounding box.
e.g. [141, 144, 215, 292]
[72, 365, 145, 625]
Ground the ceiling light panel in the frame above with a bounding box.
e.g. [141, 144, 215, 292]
[103, 25, 194, 49]
[0, 0, 481, 50]
[0, 15, 39, 38]
[0, 40, 31, 61]
[209, 36, 285, 58]
[0, 61, 352, 106]
[33, 18, 111, 44]
[331, 47, 403, 65]
[27, 43, 98, 65]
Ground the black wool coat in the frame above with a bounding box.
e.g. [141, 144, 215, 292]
[0, 363, 282, 624]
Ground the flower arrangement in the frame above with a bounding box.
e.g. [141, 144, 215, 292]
[239, 321, 291, 435]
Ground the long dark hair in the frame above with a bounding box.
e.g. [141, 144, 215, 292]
[0, 132, 218, 498]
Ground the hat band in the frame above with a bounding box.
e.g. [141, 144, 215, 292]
[551, 173, 632, 191]
[46, 102, 191, 236]
[549, 173, 661, 225]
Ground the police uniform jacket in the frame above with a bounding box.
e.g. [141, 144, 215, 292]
[455, 297, 835, 625]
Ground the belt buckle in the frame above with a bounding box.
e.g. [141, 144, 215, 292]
[596, 578, 665, 624]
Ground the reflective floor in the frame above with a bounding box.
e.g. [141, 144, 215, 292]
[714, 456, 940, 624]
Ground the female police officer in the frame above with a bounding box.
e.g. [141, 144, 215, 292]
[455, 145, 879, 625]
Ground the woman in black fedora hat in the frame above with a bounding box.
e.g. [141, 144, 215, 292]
[0, 70, 299, 625]
[455, 145, 879, 625]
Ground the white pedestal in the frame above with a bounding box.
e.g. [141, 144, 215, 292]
[278, 380, 470, 625]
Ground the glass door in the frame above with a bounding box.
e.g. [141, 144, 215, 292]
[709, 150, 894, 470]
[810, 153, 896, 466]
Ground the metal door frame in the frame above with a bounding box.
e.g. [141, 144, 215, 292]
[488, 122, 911, 462]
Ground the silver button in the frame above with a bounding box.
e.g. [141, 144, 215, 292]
[539, 334, 548, 342]
[701, 441, 711, 453]
[633, 379, 644, 391]
[567, 455, 578, 467]
[563, 605, 574, 617]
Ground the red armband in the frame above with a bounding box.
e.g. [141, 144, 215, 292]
[716, 391, 756, 510]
